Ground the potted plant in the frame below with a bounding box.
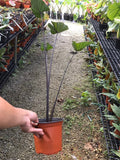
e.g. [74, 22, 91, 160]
[31, 0, 93, 155]
[105, 104, 120, 139]
[106, 1, 120, 40]
[54, 0, 63, 20]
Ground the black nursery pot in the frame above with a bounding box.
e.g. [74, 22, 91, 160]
[51, 11, 56, 19]
[69, 14, 73, 21]
[99, 23, 108, 31]
[115, 38, 120, 50]
[57, 11, 62, 19]
[64, 13, 69, 20]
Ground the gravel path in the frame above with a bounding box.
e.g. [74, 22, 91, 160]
[0, 20, 106, 160]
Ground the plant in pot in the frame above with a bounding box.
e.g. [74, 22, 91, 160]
[113, 17, 120, 49]
[54, 0, 63, 20]
[105, 103, 120, 139]
[31, 0, 93, 155]
[63, 0, 77, 21]
[101, 83, 120, 111]
[75, 0, 87, 23]
[106, 1, 120, 39]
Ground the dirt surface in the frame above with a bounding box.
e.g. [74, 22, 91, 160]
[0, 20, 107, 160]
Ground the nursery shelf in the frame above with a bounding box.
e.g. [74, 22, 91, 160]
[90, 18, 120, 85]
[89, 63, 120, 160]
[96, 92, 120, 160]
[0, 26, 41, 90]
[90, 70, 120, 160]
[84, 22, 120, 159]
[0, 14, 36, 49]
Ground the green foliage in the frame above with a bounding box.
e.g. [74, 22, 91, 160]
[31, 0, 49, 18]
[0, 47, 7, 71]
[18, 56, 26, 68]
[110, 131, 120, 139]
[62, 98, 79, 111]
[40, 43, 53, 51]
[80, 90, 91, 107]
[104, 115, 118, 121]
[112, 123, 120, 132]
[48, 21, 69, 34]
[107, 2, 120, 21]
[64, 115, 75, 129]
[112, 149, 120, 158]
[72, 41, 93, 51]
[101, 93, 118, 101]
[111, 104, 120, 119]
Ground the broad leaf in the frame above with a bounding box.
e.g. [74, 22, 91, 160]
[72, 41, 93, 51]
[101, 93, 117, 100]
[112, 123, 120, 132]
[104, 115, 118, 121]
[107, 3, 120, 20]
[31, 0, 49, 18]
[110, 131, 120, 139]
[114, 16, 120, 24]
[111, 104, 120, 118]
[112, 150, 120, 157]
[48, 21, 68, 34]
[106, 21, 118, 33]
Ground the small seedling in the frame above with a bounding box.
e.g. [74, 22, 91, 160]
[80, 90, 91, 107]
[62, 98, 79, 111]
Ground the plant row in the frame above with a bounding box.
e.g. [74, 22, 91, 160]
[86, 0, 120, 50]
[0, 7, 44, 73]
[84, 18, 120, 158]
[0, 0, 31, 8]
[49, 0, 89, 22]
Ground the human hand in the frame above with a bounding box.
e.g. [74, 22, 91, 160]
[20, 110, 44, 138]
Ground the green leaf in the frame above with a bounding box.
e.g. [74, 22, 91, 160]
[114, 16, 120, 24]
[112, 150, 120, 157]
[31, 0, 49, 18]
[110, 131, 120, 139]
[46, 43, 53, 51]
[112, 123, 120, 132]
[104, 115, 118, 121]
[72, 41, 93, 51]
[107, 3, 120, 20]
[0, 48, 6, 56]
[40, 43, 44, 51]
[101, 93, 117, 100]
[106, 21, 118, 33]
[40, 43, 53, 51]
[111, 104, 120, 118]
[48, 21, 68, 34]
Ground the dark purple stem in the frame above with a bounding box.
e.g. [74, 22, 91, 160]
[50, 54, 74, 121]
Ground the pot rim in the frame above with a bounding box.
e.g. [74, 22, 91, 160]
[38, 118, 63, 124]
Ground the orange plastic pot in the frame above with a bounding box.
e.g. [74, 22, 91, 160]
[34, 118, 63, 155]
